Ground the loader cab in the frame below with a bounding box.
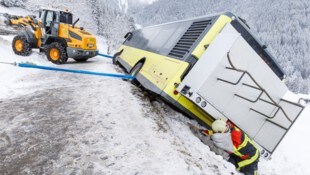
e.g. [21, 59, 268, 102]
[39, 8, 73, 37]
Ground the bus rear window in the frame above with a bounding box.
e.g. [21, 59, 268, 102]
[231, 19, 285, 80]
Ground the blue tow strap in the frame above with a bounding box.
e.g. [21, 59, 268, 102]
[17, 63, 135, 80]
[98, 53, 113, 59]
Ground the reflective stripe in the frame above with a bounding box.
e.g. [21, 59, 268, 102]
[233, 126, 260, 169]
[237, 140, 259, 169]
[237, 134, 248, 150]
[233, 146, 244, 157]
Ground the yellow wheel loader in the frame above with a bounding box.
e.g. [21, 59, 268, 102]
[11, 8, 98, 64]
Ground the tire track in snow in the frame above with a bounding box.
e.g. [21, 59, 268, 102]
[0, 87, 79, 174]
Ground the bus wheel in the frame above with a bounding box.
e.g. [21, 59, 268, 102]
[130, 62, 143, 86]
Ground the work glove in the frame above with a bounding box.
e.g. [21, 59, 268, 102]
[211, 132, 234, 153]
[200, 129, 214, 136]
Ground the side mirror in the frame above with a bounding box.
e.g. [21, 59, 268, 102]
[72, 18, 80, 28]
[238, 17, 251, 29]
[262, 45, 267, 49]
[124, 32, 133, 41]
[39, 11, 42, 18]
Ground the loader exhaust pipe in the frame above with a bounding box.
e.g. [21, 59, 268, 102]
[72, 18, 79, 28]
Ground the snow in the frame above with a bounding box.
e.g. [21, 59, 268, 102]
[0, 4, 31, 15]
[1, 4, 310, 175]
[132, 0, 157, 4]
[118, 0, 129, 13]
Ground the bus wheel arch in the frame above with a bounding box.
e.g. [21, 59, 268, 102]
[130, 58, 146, 86]
[112, 50, 123, 65]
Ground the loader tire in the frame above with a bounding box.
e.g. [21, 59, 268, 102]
[3, 13, 9, 18]
[12, 35, 32, 56]
[46, 42, 68, 65]
[4, 19, 11, 26]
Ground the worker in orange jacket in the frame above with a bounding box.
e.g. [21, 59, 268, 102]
[200, 119, 260, 175]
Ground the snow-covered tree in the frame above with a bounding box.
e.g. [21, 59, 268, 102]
[0, 0, 25, 7]
[87, 0, 135, 53]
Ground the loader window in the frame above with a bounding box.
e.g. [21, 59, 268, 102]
[44, 11, 56, 35]
[60, 12, 73, 24]
[45, 11, 55, 27]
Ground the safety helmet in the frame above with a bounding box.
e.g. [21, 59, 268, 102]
[211, 119, 227, 133]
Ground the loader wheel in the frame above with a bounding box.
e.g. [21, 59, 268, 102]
[46, 42, 68, 65]
[12, 35, 32, 56]
[4, 20, 11, 26]
[130, 62, 144, 86]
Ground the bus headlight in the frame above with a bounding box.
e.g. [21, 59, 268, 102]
[196, 97, 201, 103]
[201, 101, 207, 108]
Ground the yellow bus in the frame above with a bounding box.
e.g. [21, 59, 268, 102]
[113, 12, 304, 158]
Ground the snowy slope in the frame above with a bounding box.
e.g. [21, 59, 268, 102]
[1, 4, 310, 175]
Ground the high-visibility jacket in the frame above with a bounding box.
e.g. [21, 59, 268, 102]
[202, 122, 259, 170]
[228, 123, 260, 170]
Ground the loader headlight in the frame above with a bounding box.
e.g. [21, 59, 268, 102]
[87, 44, 94, 47]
